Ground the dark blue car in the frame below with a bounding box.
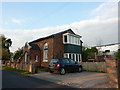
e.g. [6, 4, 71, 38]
[48, 58, 82, 75]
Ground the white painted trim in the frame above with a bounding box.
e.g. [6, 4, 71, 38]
[63, 33, 82, 46]
[71, 54, 73, 59]
[74, 54, 76, 61]
[77, 54, 79, 62]
[25, 52, 28, 63]
[63, 53, 82, 62]
[43, 60, 48, 62]
[67, 35, 69, 43]
[67, 53, 69, 58]
[80, 54, 82, 62]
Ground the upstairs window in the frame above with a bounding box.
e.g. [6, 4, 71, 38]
[64, 35, 67, 43]
[63, 33, 81, 45]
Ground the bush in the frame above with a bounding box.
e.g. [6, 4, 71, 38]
[115, 49, 120, 60]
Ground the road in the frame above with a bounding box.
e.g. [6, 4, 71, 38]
[2, 70, 72, 88]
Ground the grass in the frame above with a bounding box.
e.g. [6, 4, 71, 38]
[37, 67, 48, 72]
[2, 66, 32, 74]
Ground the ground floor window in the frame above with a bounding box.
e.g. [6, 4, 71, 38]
[35, 55, 38, 62]
[25, 52, 28, 63]
[43, 43, 48, 62]
[64, 53, 82, 62]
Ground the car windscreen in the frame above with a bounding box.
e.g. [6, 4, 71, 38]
[50, 59, 59, 64]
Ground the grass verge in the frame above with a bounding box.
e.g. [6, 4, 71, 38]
[2, 66, 32, 74]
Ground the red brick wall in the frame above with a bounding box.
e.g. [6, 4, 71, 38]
[105, 58, 118, 88]
[22, 47, 30, 63]
[29, 49, 41, 67]
[29, 30, 75, 67]
[53, 30, 75, 59]
[32, 37, 54, 67]
[53, 34, 64, 59]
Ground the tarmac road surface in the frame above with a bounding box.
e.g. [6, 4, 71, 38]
[2, 70, 72, 88]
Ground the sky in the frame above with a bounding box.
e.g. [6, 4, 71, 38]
[0, 0, 119, 52]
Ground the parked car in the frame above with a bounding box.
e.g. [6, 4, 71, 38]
[48, 58, 83, 75]
[87, 59, 95, 62]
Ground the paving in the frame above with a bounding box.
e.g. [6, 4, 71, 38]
[28, 71, 109, 88]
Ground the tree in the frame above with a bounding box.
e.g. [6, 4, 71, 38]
[2, 48, 10, 60]
[13, 48, 23, 60]
[0, 34, 12, 60]
[82, 46, 98, 62]
[115, 49, 120, 60]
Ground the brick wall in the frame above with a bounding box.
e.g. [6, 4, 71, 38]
[80, 62, 107, 72]
[33, 37, 54, 67]
[105, 58, 118, 88]
[53, 34, 64, 59]
[5, 61, 37, 73]
[29, 49, 41, 67]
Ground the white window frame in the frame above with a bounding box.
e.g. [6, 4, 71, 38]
[80, 54, 82, 62]
[25, 52, 28, 63]
[67, 53, 69, 58]
[43, 43, 48, 62]
[71, 54, 73, 59]
[69, 35, 71, 44]
[74, 54, 76, 61]
[63, 33, 81, 45]
[35, 55, 38, 62]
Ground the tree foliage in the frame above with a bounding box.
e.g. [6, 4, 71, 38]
[0, 34, 12, 60]
[82, 46, 98, 62]
[13, 48, 23, 60]
[115, 49, 120, 60]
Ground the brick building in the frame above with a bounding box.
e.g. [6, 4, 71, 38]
[23, 29, 83, 67]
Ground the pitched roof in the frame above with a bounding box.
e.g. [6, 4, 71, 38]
[29, 29, 80, 43]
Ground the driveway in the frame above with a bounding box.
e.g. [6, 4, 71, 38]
[29, 71, 109, 88]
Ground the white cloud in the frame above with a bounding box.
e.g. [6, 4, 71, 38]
[0, 2, 118, 52]
[91, 2, 118, 19]
[11, 18, 25, 24]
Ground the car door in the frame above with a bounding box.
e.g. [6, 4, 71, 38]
[69, 59, 76, 72]
[62, 58, 71, 72]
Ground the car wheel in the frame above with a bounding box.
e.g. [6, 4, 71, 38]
[49, 70, 54, 73]
[60, 68, 65, 75]
[78, 67, 82, 72]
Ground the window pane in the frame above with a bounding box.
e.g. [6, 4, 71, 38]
[69, 35, 71, 43]
[76, 54, 78, 62]
[78, 39, 80, 45]
[25, 52, 28, 63]
[72, 36, 74, 43]
[69, 54, 71, 59]
[64, 35, 67, 42]
[76, 38, 77, 44]
[79, 54, 80, 61]
[63, 59, 69, 64]
[69, 59, 75, 64]
[44, 43, 48, 60]
[73, 54, 74, 60]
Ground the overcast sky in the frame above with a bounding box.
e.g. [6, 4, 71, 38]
[0, 0, 118, 52]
